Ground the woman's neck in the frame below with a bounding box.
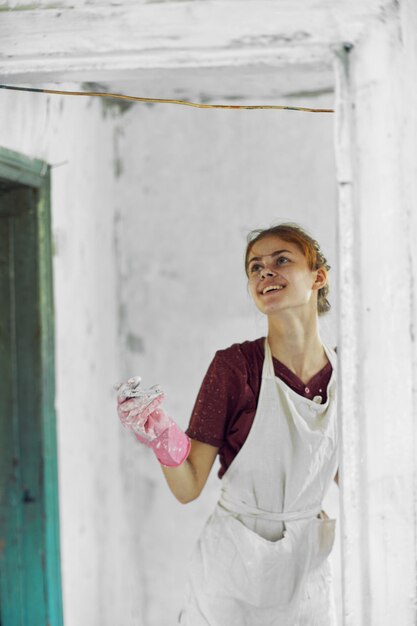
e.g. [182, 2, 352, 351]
[267, 314, 328, 384]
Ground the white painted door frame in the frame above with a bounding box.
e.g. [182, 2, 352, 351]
[333, 7, 417, 624]
[1, 2, 416, 624]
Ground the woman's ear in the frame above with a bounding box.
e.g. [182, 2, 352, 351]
[313, 267, 327, 290]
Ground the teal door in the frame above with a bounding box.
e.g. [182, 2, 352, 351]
[0, 148, 63, 625]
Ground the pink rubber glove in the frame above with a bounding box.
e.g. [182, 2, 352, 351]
[116, 377, 191, 467]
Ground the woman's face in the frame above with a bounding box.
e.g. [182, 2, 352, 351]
[246, 235, 326, 317]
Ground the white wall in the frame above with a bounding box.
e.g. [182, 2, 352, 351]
[2, 2, 416, 624]
[0, 88, 137, 625]
[115, 92, 340, 624]
[0, 85, 339, 624]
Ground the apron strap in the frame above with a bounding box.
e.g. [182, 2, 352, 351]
[262, 338, 275, 379]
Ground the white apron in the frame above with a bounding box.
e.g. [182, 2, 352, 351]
[179, 339, 338, 626]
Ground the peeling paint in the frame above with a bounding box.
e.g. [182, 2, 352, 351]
[284, 87, 334, 98]
[113, 126, 124, 178]
[126, 332, 145, 354]
[101, 96, 135, 116]
[195, 92, 247, 103]
[113, 155, 123, 178]
[232, 31, 311, 48]
[82, 82, 134, 117]
[0, 2, 383, 79]
[118, 302, 126, 328]
[0, 3, 65, 11]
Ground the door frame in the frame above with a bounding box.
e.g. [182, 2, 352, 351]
[0, 2, 416, 623]
[0, 146, 63, 626]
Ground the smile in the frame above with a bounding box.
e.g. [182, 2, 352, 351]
[262, 285, 286, 295]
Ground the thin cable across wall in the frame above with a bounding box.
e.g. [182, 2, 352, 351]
[0, 85, 334, 113]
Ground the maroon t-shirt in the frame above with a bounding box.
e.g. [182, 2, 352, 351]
[186, 337, 334, 478]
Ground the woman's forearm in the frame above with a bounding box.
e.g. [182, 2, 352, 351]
[161, 439, 219, 504]
[161, 459, 201, 504]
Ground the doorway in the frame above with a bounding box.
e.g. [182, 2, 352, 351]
[0, 147, 63, 626]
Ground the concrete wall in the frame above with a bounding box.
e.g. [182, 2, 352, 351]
[0, 86, 338, 624]
[115, 93, 339, 624]
[2, 3, 417, 624]
[0, 88, 134, 625]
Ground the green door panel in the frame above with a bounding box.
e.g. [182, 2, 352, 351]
[0, 148, 63, 626]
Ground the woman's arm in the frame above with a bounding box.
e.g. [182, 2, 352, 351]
[161, 439, 219, 504]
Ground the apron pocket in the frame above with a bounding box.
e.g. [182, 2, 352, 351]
[201, 510, 311, 609]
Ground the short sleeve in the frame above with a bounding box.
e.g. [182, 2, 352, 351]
[186, 350, 246, 448]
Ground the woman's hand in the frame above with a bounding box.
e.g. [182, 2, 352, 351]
[116, 377, 219, 502]
[116, 377, 191, 468]
[116, 376, 165, 439]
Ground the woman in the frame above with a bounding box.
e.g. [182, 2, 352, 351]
[117, 223, 339, 626]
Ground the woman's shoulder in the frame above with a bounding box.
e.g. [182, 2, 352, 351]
[214, 337, 265, 368]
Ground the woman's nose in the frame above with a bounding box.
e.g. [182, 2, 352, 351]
[260, 266, 275, 278]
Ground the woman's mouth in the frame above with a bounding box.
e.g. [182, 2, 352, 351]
[261, 285, 286, 295]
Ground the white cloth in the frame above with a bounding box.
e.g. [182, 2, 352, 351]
[179, 339, 338, 626]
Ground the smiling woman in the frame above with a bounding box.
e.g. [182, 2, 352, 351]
[0, 0, 415, 621]
[245, 223, 331, 316]
[117, 221, 339, 626]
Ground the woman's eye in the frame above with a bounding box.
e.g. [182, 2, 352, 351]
[249, 264, 262, 274]
[276, 257, 289, 265]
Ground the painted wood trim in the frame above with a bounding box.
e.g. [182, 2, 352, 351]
[0, 146, 63, 626]
[333, 45, 367, 626]
[37, 169, 64, 626]
[400, 8, 417, 618]
[0, 0, 383, 79]
[0, 210, 26, 622]
[0, 147, 48, 187]
[334, 11, 417, 623]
